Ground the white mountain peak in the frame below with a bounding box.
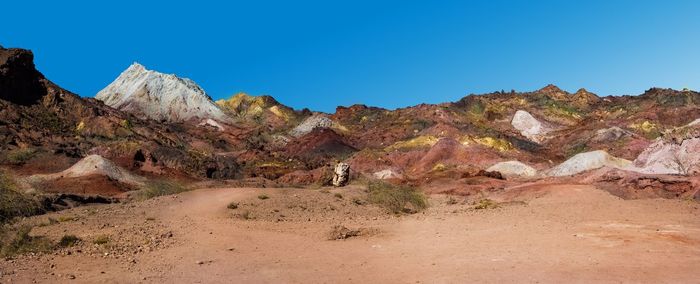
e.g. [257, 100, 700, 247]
[122, 62, 147, 76]
[96, 63, 227, 123]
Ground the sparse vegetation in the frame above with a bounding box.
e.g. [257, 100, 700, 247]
[239, 210, 253, 220]
[41, 112, 65, 131]
[0, 225, 53, 257]
[460, 136, 514, 152]
[1, 227, 85, 257]
[138, 180, 189, 200]
[334, 193, 343, 199]
[37, 217, 59, 227]
[469, 100, 485, 115]
[474, 199, 499, 210]
[4, 148, 37, 165]
[446, 197, 459, 205]
[0, 170, 43, 223]
[384, 135, 439, 152]
[367, 181, 428, 214]
[227, 202, 239, 209]
[257, 194, 269, 200]
[93, 235, 110, 245]
[327, 225, 362, 240]
[411, 119, 433, 131]
[56, 215, 77, 222]
[75, 121, 86, 132]
[431, 163, 447, 172]
[120, 119, 132, 129]
[629, 120, 661, 139]
[57, 235, 81, 247]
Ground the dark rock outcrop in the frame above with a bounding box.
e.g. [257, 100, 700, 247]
[0, 47, 48, 105]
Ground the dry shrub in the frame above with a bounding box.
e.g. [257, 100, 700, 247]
[0, 225, 53, 257]
[4, 148, 36, 165]
[138, 180, 189, 200]
[93, 235, 110, 245]
[367, 181, 427, 214]
[474, 199, 499, 210]
[0, 170, 43, 223]
[57, 235, 81, 247]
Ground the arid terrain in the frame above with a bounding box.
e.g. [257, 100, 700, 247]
[2, 183, 699, 283]
[1, 46, 699, 283]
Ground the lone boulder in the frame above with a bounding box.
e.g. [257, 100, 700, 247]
[332, 162, 350, 187]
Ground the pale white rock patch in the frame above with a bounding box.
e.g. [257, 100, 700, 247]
[29, 155, 146, 186]
[546, 150, 632, 177]
[373, 169, 402, 180]
[270, 134, 291, 148]
[511, 110, 549, 143]
[486, 161, 537, 178]
[96, 63, 227, 123]
[289, 114, 333, 137]
[633, 118, 700, 175]
[633, 137, 700, 175]
[687, 118, 700, 127]
[198, 118, 225, 131]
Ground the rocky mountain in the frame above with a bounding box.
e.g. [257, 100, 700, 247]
[0, 47, 240, 188]
[96, 63, 228, 123]
[1, 46, 699, 200]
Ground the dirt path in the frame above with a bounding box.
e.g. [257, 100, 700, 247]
[2, 184, 700, 283]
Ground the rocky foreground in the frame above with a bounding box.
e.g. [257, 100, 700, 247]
[1, 184, 699, 283]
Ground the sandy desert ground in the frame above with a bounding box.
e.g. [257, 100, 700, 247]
[1, 183, 699, 284]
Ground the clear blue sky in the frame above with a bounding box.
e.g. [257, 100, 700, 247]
[2, 0, 699, 112]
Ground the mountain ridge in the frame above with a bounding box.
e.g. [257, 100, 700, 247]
[1, 46, 699, 200]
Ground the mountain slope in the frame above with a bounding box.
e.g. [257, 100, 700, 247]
[216, 92, 307, 129]
[96, 63, 227, 123]
[0, 47, 240, 182]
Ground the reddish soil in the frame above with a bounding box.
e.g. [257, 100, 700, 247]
[2, 183, 699, 283]
[38, 175, 135, 197]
